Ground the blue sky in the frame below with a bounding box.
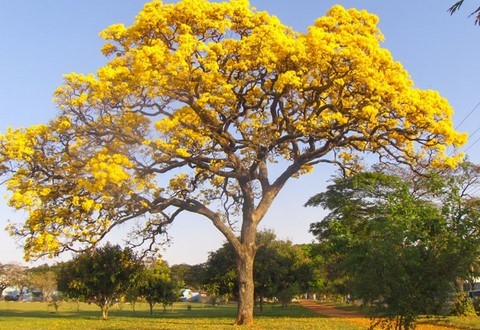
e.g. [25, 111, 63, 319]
[1, 0, 479, 266]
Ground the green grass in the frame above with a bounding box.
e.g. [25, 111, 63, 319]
[313, 301, 480, 330]
[2, 301, 479, 329]
[0, 301, 366, 330]
[416, 315, 480, 330]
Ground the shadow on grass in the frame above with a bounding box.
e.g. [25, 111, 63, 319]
[0, 301, 322, 321]
[0, 308, 107, 320]
[254, 304, 325, 319]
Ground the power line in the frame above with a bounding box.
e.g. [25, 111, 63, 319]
[469, 126, 480, 139]
[447, 125, 480, 157]
[464, 134, 480, 153]
[455, 101, 480, 129]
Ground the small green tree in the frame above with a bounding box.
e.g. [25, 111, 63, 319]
[160, 280, 181, 312]
[57, 244, 142, 319]
[138, 260, 181, 315]
[124, 280, 141, 314]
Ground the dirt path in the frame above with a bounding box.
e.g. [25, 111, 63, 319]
[298, 300, 362, 318]
[298, 300, 456, 330]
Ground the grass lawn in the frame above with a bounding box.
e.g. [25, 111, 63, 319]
[0, 301, 366, 330]
[1, 300, 478, 329]
[312, 301, 480, 330]
[416, 315, 480, 330]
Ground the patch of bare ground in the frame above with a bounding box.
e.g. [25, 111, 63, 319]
[298, 300, 456, 330]
[298, 300, 362, 318]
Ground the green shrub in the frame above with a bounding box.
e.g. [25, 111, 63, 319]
[450, 293, 476, 316]
[472, 297, 480, 315]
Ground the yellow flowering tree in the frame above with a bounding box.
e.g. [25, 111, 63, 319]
[0, 0, 467, 325]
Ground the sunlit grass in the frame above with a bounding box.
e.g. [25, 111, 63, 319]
[416, 315, 480, 330]
[0, 301, 365, 329]
[1, 301, 478, 329]
[304, 301, 480, 330]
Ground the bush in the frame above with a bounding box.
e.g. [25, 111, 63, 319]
[450, 293, 476, 316]
[472, 297, 480, 315]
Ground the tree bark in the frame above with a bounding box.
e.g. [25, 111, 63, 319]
[101, 304, 109, 320]
[100, 297, 112, 320]
[455, 278, 464, 292]
[149, 302, 154, 316]
[235, 249, 255, 326]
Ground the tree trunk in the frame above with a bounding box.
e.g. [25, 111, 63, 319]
[100, 297, 112, 320]
[455, 278, 464, 292]
[101, 304, 109, 320]
[235, 249, 255, 326]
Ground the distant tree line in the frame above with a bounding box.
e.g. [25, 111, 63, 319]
[1, 237, 315, 319]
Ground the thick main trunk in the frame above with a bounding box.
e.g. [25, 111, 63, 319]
[235, 250, 255, 326]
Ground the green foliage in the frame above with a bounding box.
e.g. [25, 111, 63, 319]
[170, 263, 206, 290]
[254, 233, 313, 308]
[307, 164, 480, 329]
[203, 242, 238, 302]
[136, 260, 182, 314]
[300, 243, 349, 299]
[56, 244, 142, 319]
[203, 230, 314, 309]
[473, 297, 480, 314]
[450, 293, 477, 316]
